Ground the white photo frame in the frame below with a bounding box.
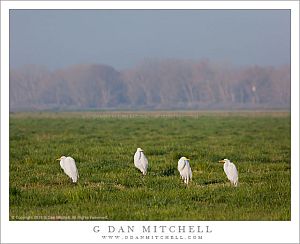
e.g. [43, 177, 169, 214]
[1, 1, 299, 243]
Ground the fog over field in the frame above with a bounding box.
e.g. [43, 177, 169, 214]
[10, 10, 290, 111]
[10, 60, 290, 111]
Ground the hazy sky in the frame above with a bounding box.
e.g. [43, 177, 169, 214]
[10, 10, 290, 70]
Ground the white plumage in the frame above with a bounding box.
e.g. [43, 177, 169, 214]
[134, 148, 148, 175]
[219, 159, 238, 186]
[178, 156, 192, 185]
[57, 156, 79, 183]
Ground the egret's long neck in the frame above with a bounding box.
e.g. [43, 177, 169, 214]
[180, 160, 186, 170]
[139, 151, 143, 160]
[224, 161, 229, 169]
[184, 160, 188, 168]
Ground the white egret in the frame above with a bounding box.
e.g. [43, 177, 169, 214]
[56, 156, 79, 183]
[134, 148, 148, 175]
[219, 159, 238, 186]
[178, 157, 192, 185]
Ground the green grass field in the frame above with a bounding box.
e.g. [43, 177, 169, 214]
[9, 111, 291, 220]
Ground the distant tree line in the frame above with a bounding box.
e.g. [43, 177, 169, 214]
[9, 59, 290, 111]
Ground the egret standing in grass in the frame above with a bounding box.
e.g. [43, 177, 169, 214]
[57, 156, 79, 183]
[178, 157, 192, 185]
[134, 148, 148, 175]
[219, 159, 238, 186]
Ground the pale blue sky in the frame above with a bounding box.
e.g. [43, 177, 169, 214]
[10, 10, 290, 70]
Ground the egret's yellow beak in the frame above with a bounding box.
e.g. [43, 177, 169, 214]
[219, 160, 225, 163]
[56, 158, 61, 161]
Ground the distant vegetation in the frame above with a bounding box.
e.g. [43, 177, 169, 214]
[10, 59, 290, 111]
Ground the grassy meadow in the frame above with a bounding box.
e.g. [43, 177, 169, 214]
[9, 111, 291, 220]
